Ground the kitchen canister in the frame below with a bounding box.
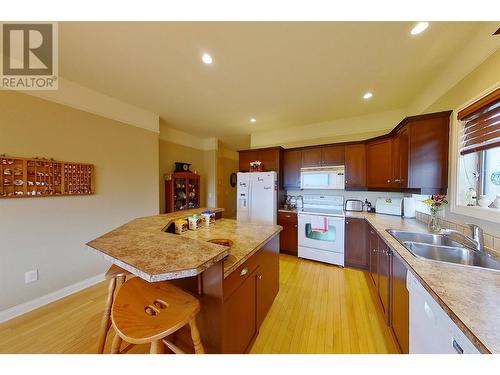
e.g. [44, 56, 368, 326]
[188, 215, 203, 230]
[201, 210, 215, 226]
[174, 219, 188, 234]
[478, 195, 492, 208]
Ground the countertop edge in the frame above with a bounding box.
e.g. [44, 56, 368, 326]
[223, 225, 283, 278]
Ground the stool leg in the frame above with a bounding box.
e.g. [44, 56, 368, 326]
[97, 277, 117, 354]
[110, 331, 122, 354]
[150, 340, 164, 354]
[189, 319, 205, 354]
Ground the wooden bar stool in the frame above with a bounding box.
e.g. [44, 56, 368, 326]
[110, 277, 204, 354]
[96, 264, 132, 354]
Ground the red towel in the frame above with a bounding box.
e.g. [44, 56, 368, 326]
[311, 216, 328, 233]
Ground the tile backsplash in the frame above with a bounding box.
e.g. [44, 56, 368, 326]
[415, 211, 500, 257]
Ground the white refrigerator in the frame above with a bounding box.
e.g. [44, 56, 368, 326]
[237, 172, 277, 225]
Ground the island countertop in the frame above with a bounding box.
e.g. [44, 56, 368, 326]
[86, 208, 282, 282]
[346, 211, 500, 354]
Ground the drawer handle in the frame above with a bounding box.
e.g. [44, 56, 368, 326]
[452, 339, 464, 354]
[240, 267, 248, 277]
[257, 275, 263, 280]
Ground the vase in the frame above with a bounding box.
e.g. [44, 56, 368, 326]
[428, 209, 442, 233]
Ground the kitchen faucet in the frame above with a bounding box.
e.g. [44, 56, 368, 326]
[439, 223, 484, 252]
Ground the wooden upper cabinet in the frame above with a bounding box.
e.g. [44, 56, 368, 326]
[366, 138, 394, 189]
[344, 144, 366, 189]
[322, 145, 345, 166]
[302, 146, 345, 168]
[238, 147, 283, 173]
[238, 150, 259, 172]
[301, 147, 323, 167]
[407, 116, 450, 193]
[283, 150, 302, 188]
[391, 127, 409, 189]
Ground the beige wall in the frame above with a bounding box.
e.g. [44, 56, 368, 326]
[0, 91, 159, 311]
[158, 140, 208, 213]
[217, 142, 239, 218]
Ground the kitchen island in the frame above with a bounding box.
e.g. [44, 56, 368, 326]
[87, 208, 282, 354]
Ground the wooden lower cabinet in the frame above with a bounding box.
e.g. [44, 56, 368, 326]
[278, 211, 298, 256]
[391, 252, 409, 353]
[222, 267, 259, 353]
[352, 221, 409, 353]
[221, 235, 279, 353]
[344, 218, 368, 269]
[368, 227, 379, 288]
[378, 239, 391, 323]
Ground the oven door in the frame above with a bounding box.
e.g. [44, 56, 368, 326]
[298, 214, 345, 253]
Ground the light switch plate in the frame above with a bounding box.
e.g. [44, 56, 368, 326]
[25, 269, 39, 284]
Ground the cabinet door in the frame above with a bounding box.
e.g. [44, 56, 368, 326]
[344, 218, 368, 269]
[408, 117, 449, 192]
[260, 149, 280, 172]
[256, 247, 280, 328]
[369, 228, 379, 288]
[378, 239, 391, 323]
[283, 150, 302, 188]
[239, 150, 259, 172]
[223, 267, 259, 353]
[344, 144, 366, 189]
[398, 127, 409, 189]
[278, 212, 298, 256]
[392, 133, 401, 188]
[391, 252, 409, 353]
[322, 145, 345, 166]
[366, 138, 394, 188]
[301, 147, 323, 168]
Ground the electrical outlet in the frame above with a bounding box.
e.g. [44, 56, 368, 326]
[25, 269, 39, 284]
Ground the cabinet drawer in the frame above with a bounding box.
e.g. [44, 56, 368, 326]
[278, 211, 297, 223]
[223, 253, 260, 300]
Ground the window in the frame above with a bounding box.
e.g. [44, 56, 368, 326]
[455, 87, 500, 213]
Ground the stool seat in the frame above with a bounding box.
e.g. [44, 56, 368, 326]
[112, 277, 201, 347]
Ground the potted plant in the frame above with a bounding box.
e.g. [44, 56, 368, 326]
[423, 194, 448, 233]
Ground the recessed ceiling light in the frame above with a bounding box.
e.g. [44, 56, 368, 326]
[250, 118, 257, 123]
[201, 53, 213, 64]
[363, 92, 373, 100]
[411, 22, 429, 35]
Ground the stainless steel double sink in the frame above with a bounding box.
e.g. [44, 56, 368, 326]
[387, 229, 500, 272]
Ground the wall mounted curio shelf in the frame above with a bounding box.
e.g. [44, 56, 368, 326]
[0, 155, 95, 199]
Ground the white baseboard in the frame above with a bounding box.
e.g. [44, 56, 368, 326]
[0, 273, 105, 323]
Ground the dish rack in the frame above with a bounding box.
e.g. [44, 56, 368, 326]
[0, 155, 95, 198]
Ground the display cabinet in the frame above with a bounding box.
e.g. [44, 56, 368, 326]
[165, 171, 201, 212]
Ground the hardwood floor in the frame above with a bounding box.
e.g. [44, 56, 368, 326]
[0, 255, 398, 354]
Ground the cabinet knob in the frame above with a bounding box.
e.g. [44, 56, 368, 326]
[294, 225, 297, 228]
[395, 179, 400, 183]
[257, 275, 263, 280]
[387, 179, 391, 183]
[240, 267, 248, 277]
[346, 221, 349, 224]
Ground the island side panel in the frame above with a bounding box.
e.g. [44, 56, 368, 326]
[256, 234, 280, 327]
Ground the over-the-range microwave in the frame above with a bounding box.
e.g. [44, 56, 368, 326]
[300, 166, 345, 190]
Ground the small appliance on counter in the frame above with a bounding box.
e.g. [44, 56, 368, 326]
[403, 197, 417, 218]
[375, 197, 403, 216]
[365, 199, 375, 213]
[344, 199, 364, 212]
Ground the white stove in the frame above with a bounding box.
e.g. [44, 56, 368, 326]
[297, 195, 345, 266]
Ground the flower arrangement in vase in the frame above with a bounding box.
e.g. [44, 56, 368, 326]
[423, 194, 448, 233]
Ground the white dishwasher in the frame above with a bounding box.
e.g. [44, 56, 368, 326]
[407, 271, 480, 354]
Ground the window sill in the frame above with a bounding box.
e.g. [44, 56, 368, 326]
[451, 204, 500, 223]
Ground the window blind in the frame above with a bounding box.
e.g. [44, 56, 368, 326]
[458, 87, 500, 155]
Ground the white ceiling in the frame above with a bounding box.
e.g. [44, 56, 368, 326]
[58, 22, 495, 149]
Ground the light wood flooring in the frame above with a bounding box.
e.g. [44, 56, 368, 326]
[0, 254, 398, 354]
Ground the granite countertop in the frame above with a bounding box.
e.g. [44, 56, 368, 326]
[87, 208, 282, 282]
[346, 212, 500, 354]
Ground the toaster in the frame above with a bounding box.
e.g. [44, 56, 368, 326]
[344, 199, 364, 212]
